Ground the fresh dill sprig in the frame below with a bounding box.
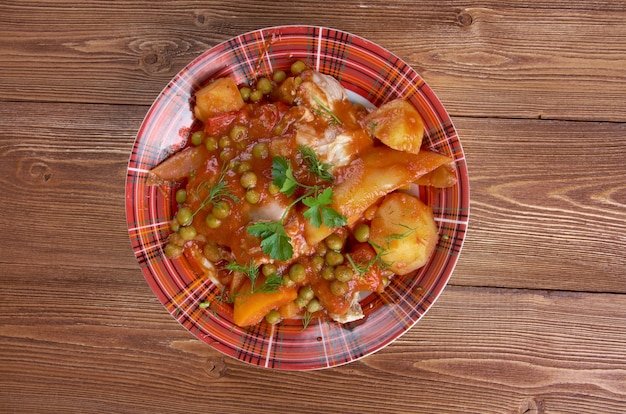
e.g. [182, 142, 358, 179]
[298, 146, 334, 183]
[223, 261, 283, 294]
[301, 311, 313, 330]
[191, 165, 239, 220]
[346, 224, 419, 277]
[312, 96, 343, 126]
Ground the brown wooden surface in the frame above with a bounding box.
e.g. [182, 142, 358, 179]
[1, 1, 625, 413]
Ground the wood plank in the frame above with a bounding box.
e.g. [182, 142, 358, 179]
[1, 101, 624, 292]
[1, 266, 624, 413]
[453, 116, 626, 292]
[0, 103, 626, 292]
[1, 1, 625, 121]
[0, 101, 143, 269]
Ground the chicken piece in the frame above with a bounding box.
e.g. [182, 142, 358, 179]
[296, 70, 348, 110]
[292, 70, 373, 168]
[294, 123, 372, 168]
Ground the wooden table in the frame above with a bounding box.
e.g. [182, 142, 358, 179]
[2, 1, 625, 412]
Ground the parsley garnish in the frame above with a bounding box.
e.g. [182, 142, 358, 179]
[247, 154, 347, 261]
[223, 261, 283, 294]
[247, 221, 293, 261]
[302, 187, 346, 228]
[271, 156, 298, 196]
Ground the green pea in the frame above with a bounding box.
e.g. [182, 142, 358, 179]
[169, 218, 180, 233]
[306, 298, 321, 313]
[164, 243, 183, 258]
[245, 189, 260, 204]
[334, 265, 353, 282]
[239, 86, 251, 101]
[205, 214, 221, 229]
[354, 224, 370, 243]
[249, 89, 263, 102]
[282, 275, 296, 288]
[218, 136, 231, 148]
[311, 256, 324, 272]
[175, 189, 187, 204]
[168, 232, 184, 247]
[321, 266, 335, 281]
[330, 280, 349, 296]
[237, 161, 252, 174]
[204, 136, 218, 151]
[294, 297, 307, 308]
[176, 207, 193, 226]
[325, 234, 344, 251]
[256, 77, 273, 95]
[219, 148, 234, 163]
[325, 250, 344, 266]
[190, 130, 204, 146]
[272, 70, 287, 84]
[240, 171, 257, 189]
[298, 286, 315, 302]
[262, 263, 277, 277]
[229, 125, 248, 142]
[265, 309, 281, 325]
[291, 60, 307, 75]
[268, 182, 280, 195]
[289, 263, 306, 283]
[203, 243, 221, 262]
[211, 201, 230, 219]
[179, 225, 197, 241]
[252, 142, 269, 159]
[315, 243, 328, 256]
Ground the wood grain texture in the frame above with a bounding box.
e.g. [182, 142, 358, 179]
[454, 116, 626, 292]
[1, 101, 623, 292]
[1, 1, 626, 121]
[1, 267, 625, 413]
[1, 1, 626, 412]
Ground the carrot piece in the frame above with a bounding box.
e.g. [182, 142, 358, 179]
[233, 281, 297, 327]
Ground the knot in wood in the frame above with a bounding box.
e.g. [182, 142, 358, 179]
[204, 356, 226, 379]
[22, 160, 53, 184]
[194, 11, 211, 27]
[518, 397, 544, 414]
[139, 43, 175, 74]
[457, 12, 473, 27]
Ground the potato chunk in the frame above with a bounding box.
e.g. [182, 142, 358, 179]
[193, 77, 245, 123]
[369, 192, 438, 275]
[303, 146, 453, 246]
[365, 99, 424, 154]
